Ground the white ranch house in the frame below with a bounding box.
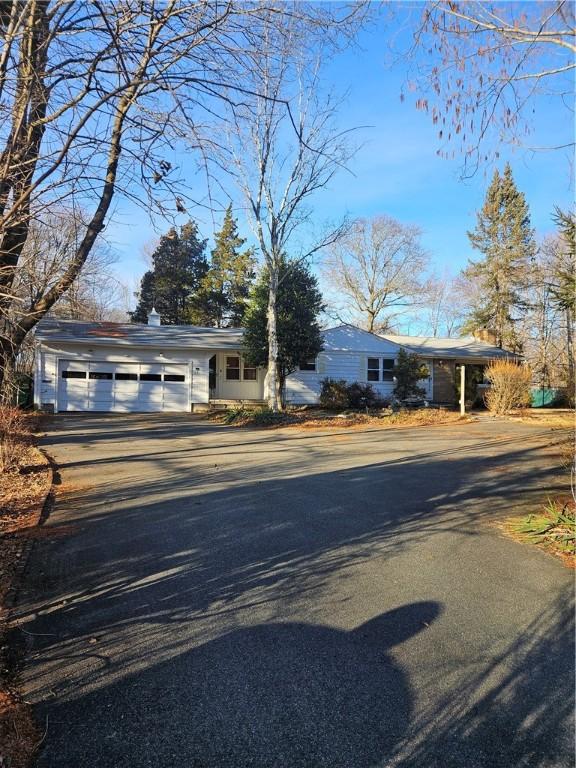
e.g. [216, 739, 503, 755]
[34, 313, 516, 414]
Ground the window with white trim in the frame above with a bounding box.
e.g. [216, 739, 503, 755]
[382, 358, 395, 382]
[243, 364, 257, 381]
[367, 358, 380, 381]
[367, 357, 395, 382]
[225, 356, 240, 380]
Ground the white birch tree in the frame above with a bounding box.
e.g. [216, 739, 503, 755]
[224, 19, 356, 410]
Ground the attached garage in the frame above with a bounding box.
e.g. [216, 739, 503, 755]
[58, 360, 189, 413]
[34, 316, 247, 414]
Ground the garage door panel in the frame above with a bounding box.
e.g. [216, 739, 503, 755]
[138, 402, 165, 413]
[89, 379, 114, 390]
[58, 360, 189, 412]
[138, 389, 164, 401]
[139, 363, 163, 375]
[88, 362, 117, 374]
[61, 399, 86, 412]
[62, 379, 88, 392]
[163, 364, 186, 377]
[114, 385, 139, 400]
[138, 392, 164, 403]
[61, 361, 88, 373]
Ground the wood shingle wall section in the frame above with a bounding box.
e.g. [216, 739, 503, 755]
[433, 360, 456, 404]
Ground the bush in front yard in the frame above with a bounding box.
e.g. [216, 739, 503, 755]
[251, 408, 291, 426]
[485, 359, 532, 414]
[319, 379, 350, 410]
[392, 349, 429, 401]
[320, 379, 381, 410]
[345, 382, 380, 409]
[0, 406, 29, 473]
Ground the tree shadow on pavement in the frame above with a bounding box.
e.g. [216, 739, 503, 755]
[390, 585, 575, 768]
[33, 602, 441, 768]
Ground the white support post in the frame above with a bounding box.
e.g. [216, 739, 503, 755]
[460, 363, 466, 415]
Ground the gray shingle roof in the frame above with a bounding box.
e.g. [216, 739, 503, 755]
[380, 333, 520, 360]
[35, 318, 243, 349]
[36, 318, 521, 361]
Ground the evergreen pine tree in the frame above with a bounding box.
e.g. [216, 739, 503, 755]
[550, 206, 576, 313]
[130, 221, 208, 325]
[550, 206, 575, 398]
[242, 259, 324, 403]
[463, 163, 536, 351]
[200, 205, 255, 327]
[128, 270, 155, 324]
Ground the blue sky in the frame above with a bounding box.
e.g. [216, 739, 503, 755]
[107, 9, 574, 307]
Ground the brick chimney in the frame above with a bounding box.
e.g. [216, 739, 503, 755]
[473, 328, 497, 345]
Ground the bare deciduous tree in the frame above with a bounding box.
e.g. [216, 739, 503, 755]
[8, 210, 128, 379]
[0, 0, 359, 399]
[12, 211, 126, 324]
[224, 18, 357, 410]
[518, 231, 575, 397]
[422, 272, 467, 337]
[322, 215, 430, 333]
[404, 1, 576, 173]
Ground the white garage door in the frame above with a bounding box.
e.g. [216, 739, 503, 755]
[58, 361, 189, 412]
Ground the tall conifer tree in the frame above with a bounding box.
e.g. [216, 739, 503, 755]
[199, 206, 255, 327]
[130, 221, 208, 325]
[463, 163, 536, 351]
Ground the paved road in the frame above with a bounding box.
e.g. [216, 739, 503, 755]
[14, 415, 574, 767]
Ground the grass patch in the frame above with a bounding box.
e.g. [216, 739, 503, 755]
[504, 498, 575, 567]
[504, 409, 574, 430]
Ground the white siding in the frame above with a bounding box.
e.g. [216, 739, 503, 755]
[191, 354, 211, 405]
[37, 351, 58, 409]
[284, 372, 321, 405]
[286, 326, 404, 405]
[286, 351, 396, 405]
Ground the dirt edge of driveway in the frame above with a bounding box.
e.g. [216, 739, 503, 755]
[0, 448, 54, 768]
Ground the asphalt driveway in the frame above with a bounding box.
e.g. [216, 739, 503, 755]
[13, 414, 575, 767]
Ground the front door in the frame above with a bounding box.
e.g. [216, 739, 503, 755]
[209, 355, 217, 398]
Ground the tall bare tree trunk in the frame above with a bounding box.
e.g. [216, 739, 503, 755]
[0, 336, 17, 405]
[566, 306, 575, 402]
[265, 268, 280, 411]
